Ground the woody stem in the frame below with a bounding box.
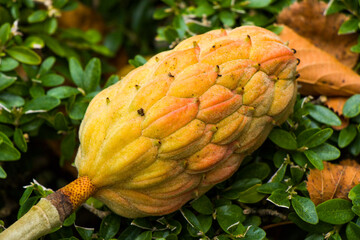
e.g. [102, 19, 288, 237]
[0, 176, 96, 240]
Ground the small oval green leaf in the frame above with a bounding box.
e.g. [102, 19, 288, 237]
[268, 129, 297, 150]
[6, 46, 41, 65]
[291, 195, 318, 224]
[306, 104, 341, 126]
[23, 96, 60, 113]
[339, 124, 357, 148]
[316, 199, 355, 225]
[343, 94, 360, 118]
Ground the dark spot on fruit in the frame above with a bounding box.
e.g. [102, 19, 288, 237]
[291, 48, 297, 54]
[168, 72, 174, 78]
[296, 58, 300, 65]
[295, 73, 300, 79]
[137, 108, 145, 116]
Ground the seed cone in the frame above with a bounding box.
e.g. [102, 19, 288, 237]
[0, 26, 297, 240]
[77, 26, 298, 218]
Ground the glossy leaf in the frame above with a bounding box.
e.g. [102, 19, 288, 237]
[292, 195, 318, 224]
[0, 57, 19, 71]
[14, 128, 27, 152]
[6, 46, 41, 65]
[19, 187, 34, 206]
[237, 162, 271, 180]
[306, 104, 341, 126]
[37, 56, 56, 77]
[0, 166, 6, 179]
[191, 195, 213, 215]
[0, 73, 16, 91]
[298, 128, 333, 148]
[40, 74, 65, 87]
[99, 214, 121, 240]
[338, 17, 359, 34]
[338, 124, 357, 148]
[223, 178, 261, 200]
[69, 57, 84, 88]
[135, 231, 152, 240]
[242, 225, 266, 240]
[268, 129, 297, 150]
[236, 184, 265, 204]
[311, 143, 340, 161]
[304, 150, 323, 170]
[267, 189, 290, 208]
[47, 86, 80, 99]
[346, 222, 360, 240]
[28, 10, 48, 23]
[316, 199, 355, 224]
[23, 96, 60, 113]
[83, 58, 101, 93]
[76, 226, 94, 240]
[0, 140, 21, 161]
[216, 205, 246, 235]
[0, 23, 10, 45]
[343, 94, 360, 118]
[257, 182, 287, 194]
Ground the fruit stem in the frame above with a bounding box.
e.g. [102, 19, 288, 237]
[0, 176, 96, 240]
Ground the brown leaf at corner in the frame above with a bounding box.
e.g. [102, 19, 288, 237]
[279, 25, 360, 96]
[277, 0, 358, 68]
[307, 160, 360, 205]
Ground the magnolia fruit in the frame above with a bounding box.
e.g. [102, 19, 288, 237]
[0, 26, 297, 240]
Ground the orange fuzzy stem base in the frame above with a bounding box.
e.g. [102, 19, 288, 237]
[46, 176, 96, 221]
[59, 176, 96, 209]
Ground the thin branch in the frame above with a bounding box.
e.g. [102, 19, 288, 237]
[82, 203, 111, 219]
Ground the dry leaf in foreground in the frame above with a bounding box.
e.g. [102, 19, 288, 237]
[307, 160, 360, 205]
[277, 0, 358, 68]
[279, 25, 360, 96]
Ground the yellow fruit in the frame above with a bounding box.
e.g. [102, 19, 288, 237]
[0, 26, 298, 240]
[75, 26, 298, 218]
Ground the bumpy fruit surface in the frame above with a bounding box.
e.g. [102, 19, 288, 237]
[75, 26, 297, 218]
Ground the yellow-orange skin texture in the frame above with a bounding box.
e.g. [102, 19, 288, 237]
[75, 26, 297, 218]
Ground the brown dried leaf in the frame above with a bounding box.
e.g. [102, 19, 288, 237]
[277, 0, 358, 68]
[279, 25, 360, 96]
[307, 160, 360, 205]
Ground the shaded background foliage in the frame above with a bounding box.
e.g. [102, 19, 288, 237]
[1, 0, 360, 239]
